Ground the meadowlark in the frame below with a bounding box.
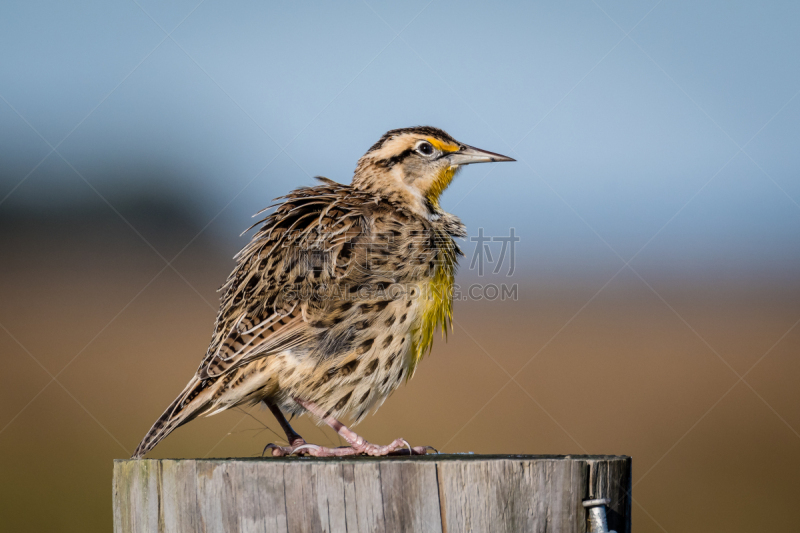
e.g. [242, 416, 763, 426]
[133, 126, 514, 458]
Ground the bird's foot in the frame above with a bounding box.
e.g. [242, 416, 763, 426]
[345, 437, 428, 457]
[301, 437, 428, 457]
[263, 437, 428, 457]
[283, 398, 432, 456]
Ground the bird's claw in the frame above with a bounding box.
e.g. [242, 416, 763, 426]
[263, 442, 297, 457]
[263, 438, 318, 457]
[290, 443, 321, 455]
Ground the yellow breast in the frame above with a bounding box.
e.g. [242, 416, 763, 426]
[408, 228, 458, 378]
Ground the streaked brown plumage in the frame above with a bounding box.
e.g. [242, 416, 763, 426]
[133, 126, 513, 458]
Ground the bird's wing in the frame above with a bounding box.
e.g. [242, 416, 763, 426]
[198, 181, 368, 379]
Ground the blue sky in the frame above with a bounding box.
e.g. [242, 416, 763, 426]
[1, 0, 798, 280]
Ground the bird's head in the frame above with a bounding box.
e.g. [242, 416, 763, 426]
[353, 126, 514, 216]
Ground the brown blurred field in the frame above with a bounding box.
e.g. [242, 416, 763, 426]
[1, 208, 798, 533]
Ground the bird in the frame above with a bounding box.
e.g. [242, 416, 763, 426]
[132, 126, 514, 458]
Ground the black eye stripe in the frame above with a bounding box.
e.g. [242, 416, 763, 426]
[376, 148, 414, 168]
[374, 141, 441, 168]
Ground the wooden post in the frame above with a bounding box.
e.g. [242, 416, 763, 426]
[113, 454, 631, 533]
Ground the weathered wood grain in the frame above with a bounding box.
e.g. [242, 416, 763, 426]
[113, 455, 631, 533]
[379, 460, 442, 533]
[344, 462, 385, 533]
[160, 460, 199, 532]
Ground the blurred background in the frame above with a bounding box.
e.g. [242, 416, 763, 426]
[1, 0, 799, 531]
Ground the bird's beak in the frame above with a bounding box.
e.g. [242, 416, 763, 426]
[446, 145, 515, 166]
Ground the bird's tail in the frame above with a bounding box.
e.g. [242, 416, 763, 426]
[132, 375, 212, 459]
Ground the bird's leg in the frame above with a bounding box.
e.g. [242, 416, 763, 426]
[262, 400, 309, 456]
[290, 397, 428, 457]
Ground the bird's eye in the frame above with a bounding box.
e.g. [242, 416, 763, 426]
[417, 142, 434, 156]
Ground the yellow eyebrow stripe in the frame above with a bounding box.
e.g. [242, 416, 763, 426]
[426, 137, 460, 152]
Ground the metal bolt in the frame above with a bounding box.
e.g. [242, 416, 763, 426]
[583, 498, 617, 533]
